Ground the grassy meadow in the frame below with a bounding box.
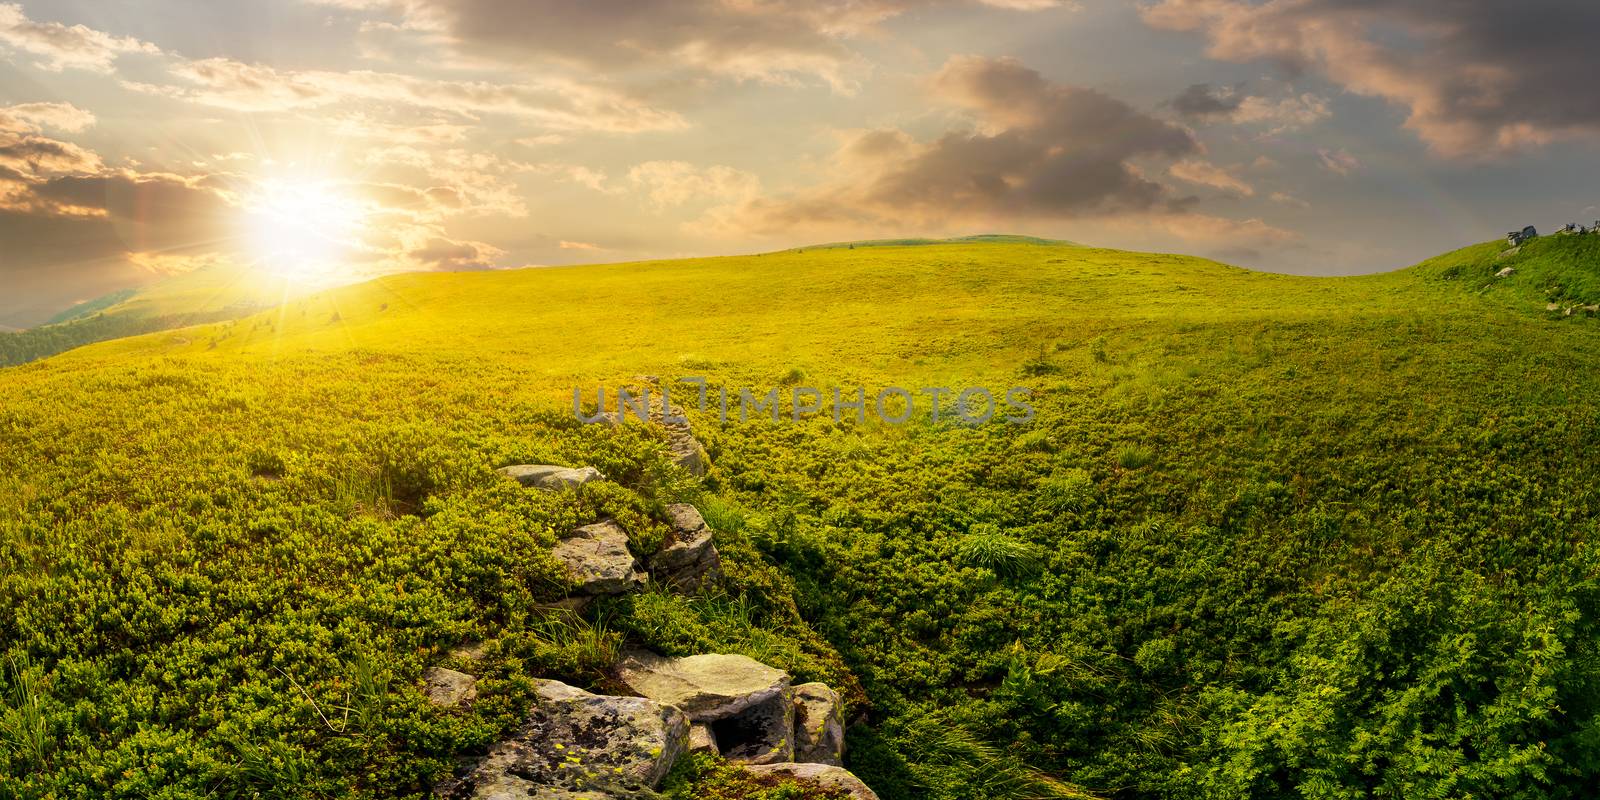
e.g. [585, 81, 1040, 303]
[3, 235, 1600, 798]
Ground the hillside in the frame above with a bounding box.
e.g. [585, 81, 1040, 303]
[3, 237, 1600, 799]
[0, 264, 327, 367]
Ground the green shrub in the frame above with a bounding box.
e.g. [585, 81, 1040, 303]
[1116, 444, 1155, 470]
[956, 526, 1042, 579]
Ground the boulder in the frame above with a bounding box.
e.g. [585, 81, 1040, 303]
[1495, 266, 1516, 278]
[791, 683, 845, 765]
[616, 650, 794, 764]
[649, 504, 722, 591]
[422, 667, 478, 708]
[552, 521, 645, 595]
[497, 465, 605, 490]
[436, 679, 688, 800]
[741, 763, 880, 800]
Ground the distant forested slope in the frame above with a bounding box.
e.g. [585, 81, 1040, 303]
[0, 307, 260, 366]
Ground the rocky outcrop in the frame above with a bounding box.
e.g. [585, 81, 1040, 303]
[497, 464, 605, 490]
[606, 383, 709, 476]
[791, 683, 845, 765]
[436, 679, 688, 800]
[649, 504, 722, 591]
[423, 667, 478, 708]
[438, 645, 873, 798]
[742, 763, 881, 800]
[552, 520, 645, 595]
[616, 650, 794, 764]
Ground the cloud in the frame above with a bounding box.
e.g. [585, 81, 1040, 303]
[1169, 83, 1329, 134]
[530, 162, 612, 193]
[357, 146, 538, 219]
[628, 161, 761, 209]
[330, 115, 471, 145]
[558, 239, 602, 250]
[708, 56, 1298, 255]
[1155, 213, 1301, 262]
[0, 133, 239, 326]
[1142, 0, 1600, 157]
[0, 4, 684, 136]
[128, 57, 685, 133]
[328, 0, 1072, 88]
[0, 115, 529, 325]
[0, 102, 96, 134]
[1231, 93, 1330, 135]
[1171, 83, 1243, 119]
[0, 2, 160, 72]
[1169, 159, 1254, 196]
[1317, 147, 1360, 176]
[406, 235, 502, 270]
[1149, 212, 1298, 247]
[1270, 191, 1310, 209]
[0, 134, 103, 180]
[726, 56, 1202, 234]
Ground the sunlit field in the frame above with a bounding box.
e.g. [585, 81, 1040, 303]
[4, 236, 1600, 798]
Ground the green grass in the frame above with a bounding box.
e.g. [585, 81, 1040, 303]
[4, 235, 1600, 798]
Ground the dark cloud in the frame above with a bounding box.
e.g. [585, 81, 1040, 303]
[731, 56, 1201, 231]
[0, 116, 239, 327]
[27, 171, 233, 225]
[407, 236, 497, 271]
[1144, 0, 1600, 157]
[0, 135, 102, 177]
[0, 177, 236, 327]
[1171, 83, 1242, 119]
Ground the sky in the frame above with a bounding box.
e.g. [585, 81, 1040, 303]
[2, 0, 1599, 328]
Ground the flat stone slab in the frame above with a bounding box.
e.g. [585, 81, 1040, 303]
[553, 520, 645, 595]
[615, 650, 790, 721]
[497, 464, 605, 490]
[742, 763, 880, 800]
[436, 679, 688, 799]
[422, 667, 478, 708]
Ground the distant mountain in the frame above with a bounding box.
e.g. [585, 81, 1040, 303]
[44, 289, 139, 326]
[0, 265, 318, 366]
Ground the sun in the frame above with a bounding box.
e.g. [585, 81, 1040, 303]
[240, 178, 368, 282]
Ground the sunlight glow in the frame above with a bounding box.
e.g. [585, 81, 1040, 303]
[241, 179, 368, 283]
